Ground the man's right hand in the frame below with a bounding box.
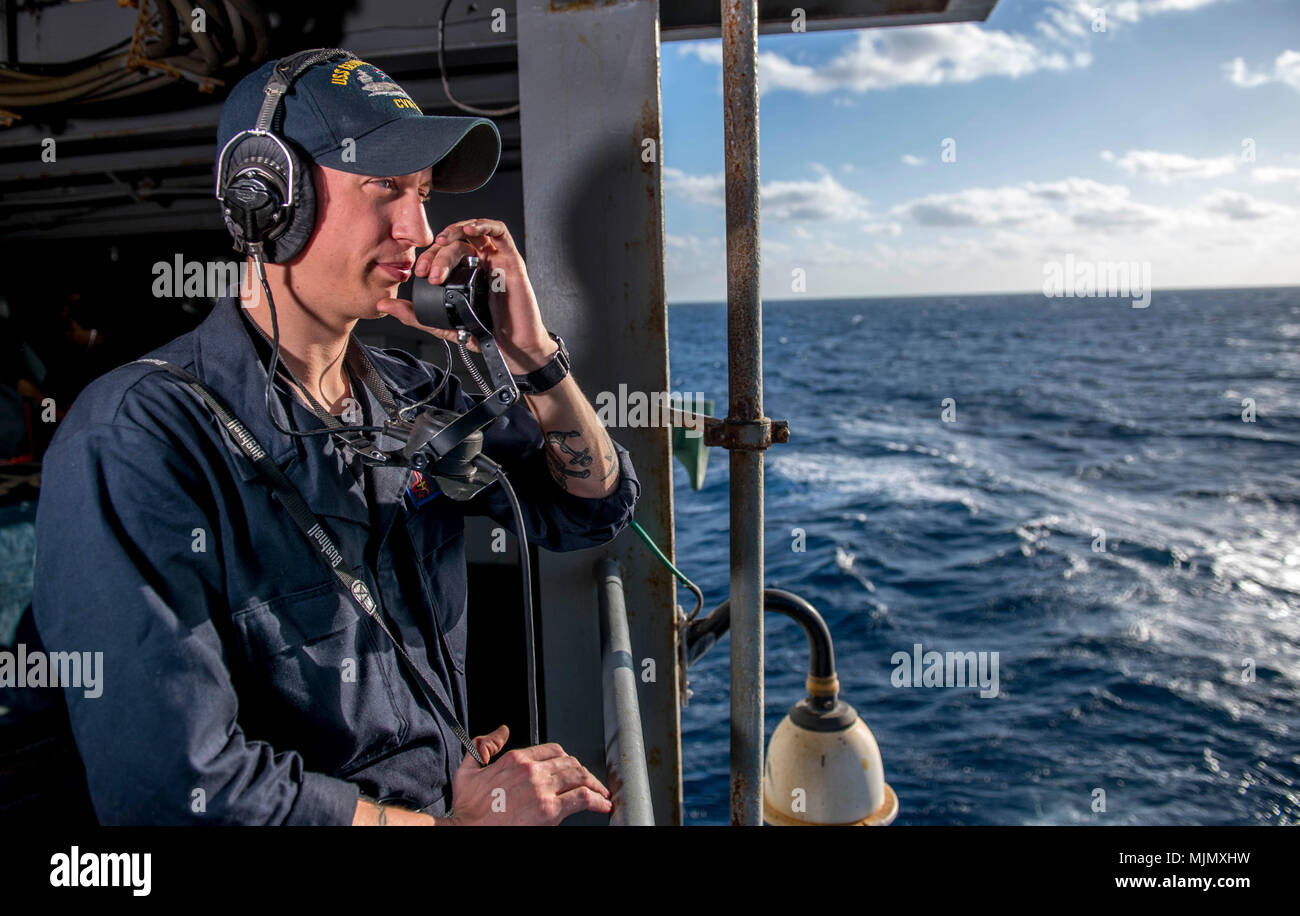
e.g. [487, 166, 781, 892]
[441, 725, 613, 825]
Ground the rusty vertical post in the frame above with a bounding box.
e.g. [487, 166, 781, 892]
[721, 0, 764, 827]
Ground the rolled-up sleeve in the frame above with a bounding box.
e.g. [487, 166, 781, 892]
[32, 419, 359, 825]
[446, 374, 641, 552]
[479, 427, 640, 552]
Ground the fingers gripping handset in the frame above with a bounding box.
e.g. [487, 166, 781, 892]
[443, 725, 614, 826]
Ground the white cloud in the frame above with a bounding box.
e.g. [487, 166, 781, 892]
[1036, 1, 1094, 44]
[664, 184, 1299, 299]
[1038, 0, 1226, 43]
[677, 0, 1227, 103]
[662, 167, 726, 208]
[1114, 0, 1224, 19]
[1223, 57, 1273, 88]
[1200, 189, 1292, 221]
[1022, 178, 1132, 202]
[1251, 166, 1300, 189]
[762, 172, 872, 221]
[901, 154, 925, 167]
[667, 172, 1296, 296]
[663, 165, 872, 222]
[665, 232, 707, 250]
[1223, 50, 1300, 94]
[1070, 198, 1171, 230]
[886, 176, 1252, 235]
[1100, 148, 1238, 182]
[889, 181, 1137, 229]
[891, 186, 1058, 228]
[860, 221, 903, 237]
[677, 23, 1085, 96]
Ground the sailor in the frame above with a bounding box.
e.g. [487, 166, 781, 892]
[32, 52, 640, 825]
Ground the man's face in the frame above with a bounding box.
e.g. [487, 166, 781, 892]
[286, 163, 435, 321]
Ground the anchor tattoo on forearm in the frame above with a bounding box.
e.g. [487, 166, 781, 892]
[544, 430, 593, 486]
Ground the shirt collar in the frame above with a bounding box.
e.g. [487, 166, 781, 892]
[189, 296, 435, 534]
[192, 296, 438, 467]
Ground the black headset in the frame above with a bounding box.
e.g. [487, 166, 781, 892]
[214, 47, 356, 263]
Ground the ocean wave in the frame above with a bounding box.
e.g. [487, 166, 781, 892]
[767, 451, 981, 510]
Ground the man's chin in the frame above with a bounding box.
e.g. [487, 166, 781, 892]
[364, 279, 401, 316]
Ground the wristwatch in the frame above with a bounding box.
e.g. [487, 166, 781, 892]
[511, 331, 571, 394]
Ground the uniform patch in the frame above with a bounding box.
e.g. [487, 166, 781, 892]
[339, 63, 423, 113]
[406, 469, 441, 509]
[329, 58, 365, 85]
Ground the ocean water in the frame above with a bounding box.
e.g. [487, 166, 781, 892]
[666, 287, 1300, 825]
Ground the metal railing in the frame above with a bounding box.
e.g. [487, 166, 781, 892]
[595, 559, 654, 825]
[722, 0, 769, 827]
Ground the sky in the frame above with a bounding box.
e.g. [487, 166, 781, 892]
[659, 0, 1300, 302]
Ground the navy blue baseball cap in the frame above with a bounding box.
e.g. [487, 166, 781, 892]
[217, 53, 501, 193]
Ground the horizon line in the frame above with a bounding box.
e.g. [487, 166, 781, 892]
[666, 282, 1300, 306]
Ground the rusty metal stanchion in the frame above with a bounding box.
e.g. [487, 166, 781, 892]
[721, 0, 765, 827]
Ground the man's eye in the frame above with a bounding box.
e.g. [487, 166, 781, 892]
[374, 179, 428, 202]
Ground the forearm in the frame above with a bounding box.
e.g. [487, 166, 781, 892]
[522, 373, 620, 500]
[353, 796, 448, 826]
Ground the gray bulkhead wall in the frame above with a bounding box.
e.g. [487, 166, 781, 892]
[515, 0, 682, 826]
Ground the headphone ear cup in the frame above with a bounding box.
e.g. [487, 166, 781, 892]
[266, 136, 316, 263]
[218, 134, 316, 264]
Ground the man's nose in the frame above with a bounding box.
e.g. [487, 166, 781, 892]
[394, 192, 435, 248]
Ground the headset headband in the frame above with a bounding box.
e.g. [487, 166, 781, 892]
[254, 48, 353, 133]
[213, 47, 355, 205]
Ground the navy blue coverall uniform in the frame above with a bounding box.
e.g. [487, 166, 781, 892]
[32, 295, 640, 824]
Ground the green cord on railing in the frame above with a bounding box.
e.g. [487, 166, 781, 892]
[629, 519, 704, 620]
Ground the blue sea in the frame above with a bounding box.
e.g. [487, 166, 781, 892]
[666, 286, 1300, 825]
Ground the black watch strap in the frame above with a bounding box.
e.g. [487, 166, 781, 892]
[511, 332, 570, 394]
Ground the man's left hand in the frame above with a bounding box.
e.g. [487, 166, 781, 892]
[375, 218, 558, 375]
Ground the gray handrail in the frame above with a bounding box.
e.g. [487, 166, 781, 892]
[595, 558, 654, 825]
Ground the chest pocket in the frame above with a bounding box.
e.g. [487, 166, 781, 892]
[230, 578, 408, 774]
[404, 501, 468, 675]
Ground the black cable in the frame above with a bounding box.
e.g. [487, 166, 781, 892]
[250, 252, 453, 442]
[396, 337, 454, 421]
[0, 37, 131, 77]
[473, 452, 539, 748]
[255, 256, 383, 439]
[436, 0, 520, 117]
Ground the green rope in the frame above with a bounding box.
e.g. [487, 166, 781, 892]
[629, 519, 704, 619]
